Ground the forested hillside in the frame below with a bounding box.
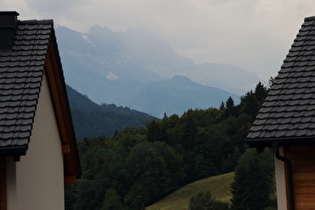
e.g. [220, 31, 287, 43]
[66, 85, 157, 141]
[65, 82, 274, 210]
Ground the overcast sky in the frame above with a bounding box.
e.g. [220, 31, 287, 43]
[3, 0, 315, 82]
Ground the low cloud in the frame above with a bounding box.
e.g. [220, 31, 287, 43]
[3, 0, 315, 81]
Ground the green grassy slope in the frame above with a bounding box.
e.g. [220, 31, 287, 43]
[146, 172, 234, 210]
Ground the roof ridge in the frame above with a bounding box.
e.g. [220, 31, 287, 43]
[304, 16, 315, 22]
[18, 19, 53, 25]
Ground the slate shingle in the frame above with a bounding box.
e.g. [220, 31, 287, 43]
[0, 19, 53, 151]
[247, 16, 315, 147]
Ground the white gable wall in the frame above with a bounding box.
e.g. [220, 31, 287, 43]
[15, 74, 64, 210]
[275, 147, 287, 210]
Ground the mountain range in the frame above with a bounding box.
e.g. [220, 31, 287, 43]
[56, 25, 260, 117]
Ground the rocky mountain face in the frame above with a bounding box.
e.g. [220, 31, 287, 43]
[56, 25, 260, 117]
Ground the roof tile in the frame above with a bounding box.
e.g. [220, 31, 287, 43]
[0, 19, 52, 148]
[247, 15, 315, 146]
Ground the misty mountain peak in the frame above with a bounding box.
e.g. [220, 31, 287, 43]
[84, 25, 122, 55]
[88, 24, 115, 35]
[56, 24, 261, 117]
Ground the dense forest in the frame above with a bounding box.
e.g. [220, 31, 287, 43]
[65, 82, 275, 210]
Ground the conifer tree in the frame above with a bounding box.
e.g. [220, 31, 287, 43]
[147, 120, 161, 142]
[225, 96, 237, 117]
[231, 149, 274, 210]
[182, 112, 197, 151]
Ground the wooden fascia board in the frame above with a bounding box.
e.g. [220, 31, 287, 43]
[64, 176, 76, 184]
[62, 145, 70, 154]
[45, 38, 81, 179]
[45, 42, 69, 145]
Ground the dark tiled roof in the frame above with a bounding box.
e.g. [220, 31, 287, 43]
[0, 19, 53, 154]
[247, 16, 315, 147]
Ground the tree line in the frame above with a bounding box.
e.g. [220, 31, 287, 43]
[65, 82, 275, 210]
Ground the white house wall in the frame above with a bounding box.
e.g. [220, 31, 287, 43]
[275, 147, 287, 210]
[15, 74, 64, 210]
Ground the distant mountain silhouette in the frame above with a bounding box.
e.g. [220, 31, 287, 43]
[129, 76, 239, 117]
[56, 25, 259, 117]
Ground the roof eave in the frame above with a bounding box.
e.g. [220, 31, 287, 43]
[246, 136, 315, 148]
[0, 145, 27, 156]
